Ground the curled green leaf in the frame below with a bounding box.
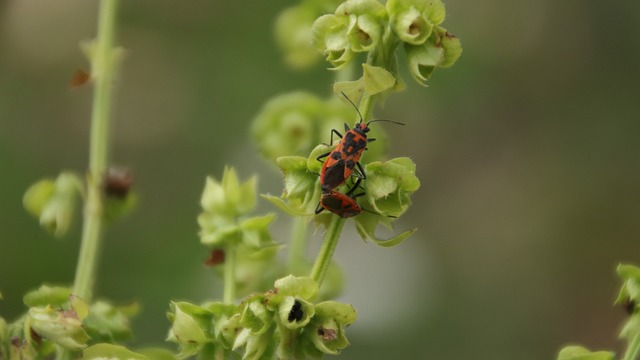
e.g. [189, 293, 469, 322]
[82, 344, 150, 360]
[556, 345, 614, 360]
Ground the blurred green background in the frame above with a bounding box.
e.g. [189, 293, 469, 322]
[2, 1, 640, 359]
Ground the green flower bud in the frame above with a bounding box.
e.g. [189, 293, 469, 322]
[252, 92, 325, 162]
[23, 172, 82, 237]
[305, 301, 356, 355]
[556, 345, 614, 360]
[233, 299, 277, 360]
[312, 14, 353, 69]
[387, 0, 446, 45]
[439, 30, 463, 68]
[405, 27, 462, 85]
[166, 301, 213, 358]
[103, 167, 137, 222]
[275, 5, 321, 70]
[28, 306, 90, 351]
[312, 0, 387, 69]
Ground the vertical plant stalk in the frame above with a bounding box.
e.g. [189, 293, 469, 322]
[73, 0, 120, 302]
[310, 218, 345, 284]
[287, 217, 308, 275]
[622, 332, 640, 360]
[223, 245, 236, 304]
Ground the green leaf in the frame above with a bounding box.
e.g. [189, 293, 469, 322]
[23, 285, 72, 308]
[370, 228, 416, 247]
[23, 179, 56, 217]
[24, 172, 82, 237]
[333, 78, 364, 106]
[82, 344, 149, 360]
[556, 345, 614, 360]
[362, 64, 396, 95]
[261, 195, 310, 217]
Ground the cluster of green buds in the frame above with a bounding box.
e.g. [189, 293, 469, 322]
[23, 167, 136, 237]
[167, 276, 356, 360]
[312, 0, 462, 85]
[0, 285, 138, 359]
[556, 263, 640, 360]
[198, 167, 279, 295]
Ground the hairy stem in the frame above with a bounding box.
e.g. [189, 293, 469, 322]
[73, 0, 119, 305]
[310, 217, 345, 285]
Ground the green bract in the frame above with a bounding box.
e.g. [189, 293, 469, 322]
[23, 172, 83, 237]
[166, 302, 214, 357]
[406, 27, 462, 85]
[387, 0, 446, 45]
[312, 0, 387, 69]
[28, 305, 90, 351]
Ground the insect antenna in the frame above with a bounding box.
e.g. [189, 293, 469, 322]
[340, 91, 364, 124]
[367, 119, 405, 126]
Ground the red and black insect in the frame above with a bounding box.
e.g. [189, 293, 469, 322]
[315, 187, 363, 218]
[317, 93, 404, 193]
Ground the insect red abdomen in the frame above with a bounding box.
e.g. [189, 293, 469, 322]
[318, 190, 362, 218]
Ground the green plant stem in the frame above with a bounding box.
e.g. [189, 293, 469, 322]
[59, 2, 119, 360]
[287, 217, 308, 275]
[223, 245, 237, 304]
[73, 0, 119, 303]
[310, 217, 345, 285]
[623, 332, 640, 360]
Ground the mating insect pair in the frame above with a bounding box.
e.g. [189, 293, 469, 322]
[314, 93, 404, 218]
